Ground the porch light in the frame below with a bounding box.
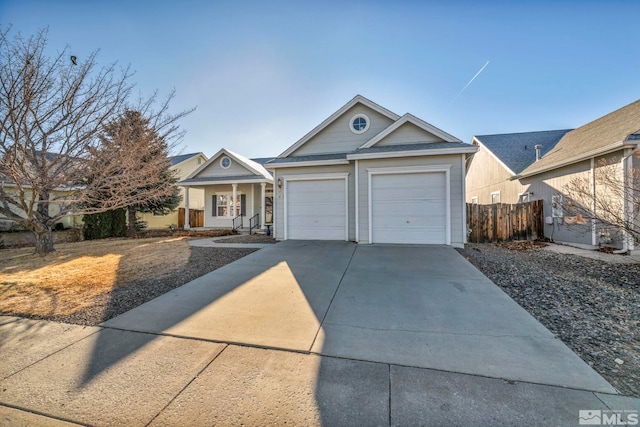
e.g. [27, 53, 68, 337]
[277, 178, 282, 189]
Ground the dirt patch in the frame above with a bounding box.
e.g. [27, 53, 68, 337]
[0, 237, 256, 324]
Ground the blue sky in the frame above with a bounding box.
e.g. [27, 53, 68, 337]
[2, 0, 639, 158]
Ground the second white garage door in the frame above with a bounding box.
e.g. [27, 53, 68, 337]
[371, 172, 447, 244]
[286, 178, 347, 240]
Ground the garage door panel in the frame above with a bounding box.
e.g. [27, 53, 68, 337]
[371, 172, 447, 245]
[287, 179, 346, 240]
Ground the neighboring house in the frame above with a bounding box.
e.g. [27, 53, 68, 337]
[138, 152, 207, 229]
[466, 99, 640, 249]
[0, 182, 82, 231]
[265, 95, 477, 247]
[179, 149, 274, 230]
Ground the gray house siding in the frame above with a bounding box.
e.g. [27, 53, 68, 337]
[375, 122, 445, 146]
[522, 160, 593, 245]
[466, 146, 526, 204]
[356, 154, 466, 247]
[198, 156, 253, 178]
[290, 105, 394, 156]
[273, 164, 356, 241]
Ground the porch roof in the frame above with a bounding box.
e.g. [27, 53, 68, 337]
[179, 175, 273, 186]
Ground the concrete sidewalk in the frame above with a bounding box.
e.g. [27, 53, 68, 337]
[1, 316, 638, 426]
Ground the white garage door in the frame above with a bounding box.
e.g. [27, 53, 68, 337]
[286, 179, 346, 240]
[371, 172, 447, 244]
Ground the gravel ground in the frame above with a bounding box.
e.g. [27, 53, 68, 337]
[215, 234, 277, 244]
[457, 243, 640, 397]
[33, 247, 257, 327]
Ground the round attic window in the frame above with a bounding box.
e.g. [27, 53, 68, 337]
[350, 113, 370, 134]
[220, 157, 231, 169]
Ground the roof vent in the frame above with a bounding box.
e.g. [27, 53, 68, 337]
[535, 144, 542, 161]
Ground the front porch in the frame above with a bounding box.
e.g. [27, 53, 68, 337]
[181, 180, 273, 232]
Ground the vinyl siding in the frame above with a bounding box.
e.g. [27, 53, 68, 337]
[198, 155, 255, 177]
[290, 105, 395, 156]
[203, 183, 259, 228]
[273, 164, 356, 241]
[466, 145, 526, 204]
[357, 155, 465, 247]
[374, 122, 445, 146]
[141, 154, 206, 229]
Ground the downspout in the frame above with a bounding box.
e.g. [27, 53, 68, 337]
[613, 143, 640, 253]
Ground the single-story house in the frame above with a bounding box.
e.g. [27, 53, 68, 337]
[179, 148, 274, 230]
[265, 95, 477, 247]
[138, 152, 208, 229]
[466, 98, 640, 250]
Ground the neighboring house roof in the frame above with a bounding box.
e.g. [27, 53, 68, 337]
[520, 98, 640, 177]
[250, 157, 277, 165]
[169, 152, 206, 166]
[473, 129, 572, 175]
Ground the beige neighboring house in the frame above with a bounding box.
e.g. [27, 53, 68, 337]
[466, 99, 640, 250]
[266, 95, 477, 247]
[179, 149, 274, 231]
[0, 183, 82, 231]
[138, 152, 208, 229]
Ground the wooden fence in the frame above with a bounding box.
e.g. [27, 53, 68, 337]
[466, 200, 544, 243]
[178, 208, 204, 228]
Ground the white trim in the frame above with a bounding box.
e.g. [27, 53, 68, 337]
[347, 146, 476, 161]
[278, 95, 401, 158]
[355, 160, 359, 242]
[471, 196, 479, 204]
[266, 159, 350, 168]
[367, 165, 452, 245]
[181, 178, 271, 186]
[349, 113, 370, 134]
[359, 113, 461, 149]
[461, 154, 467, 244]
[220, 156, 232, 169]
[186, 148, 272, 181]
[282, 172, 350, 241]
[490, 191, 501, 204]
[591, 157, 597, 246]
[517, 192, 531, 203]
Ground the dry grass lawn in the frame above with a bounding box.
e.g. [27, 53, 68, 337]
[0, 237, 193, 318]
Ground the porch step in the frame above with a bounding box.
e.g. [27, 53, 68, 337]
[236, 227, 266, 235]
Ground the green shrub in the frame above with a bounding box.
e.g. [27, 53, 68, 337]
[83, 209, 127, 240]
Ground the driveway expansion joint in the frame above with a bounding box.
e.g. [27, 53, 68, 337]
[321, 321, 553, 339]
[0, 403, 90, 427]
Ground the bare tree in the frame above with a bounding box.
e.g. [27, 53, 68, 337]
[562, 157, 640, 247]
[0, 27, 193, 253]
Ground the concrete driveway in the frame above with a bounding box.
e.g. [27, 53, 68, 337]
[3, 241, 637, 426]
[103, 240, 612, 392]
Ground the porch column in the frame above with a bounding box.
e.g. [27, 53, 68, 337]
[232, 183, 238, 217]
[184, 187, 190, 229]
[260, 182, 266, 227]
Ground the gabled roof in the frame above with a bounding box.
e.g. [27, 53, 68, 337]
[278, 95, 401, 158]
[473, 129, 571, 175]
[359, 113, 461, 149]
[169, 152, 206, 166]
[520, 98, 640, 177]
[186, 148, 273, 181]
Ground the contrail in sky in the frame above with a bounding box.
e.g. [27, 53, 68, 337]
[449, 60, 490, 106]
